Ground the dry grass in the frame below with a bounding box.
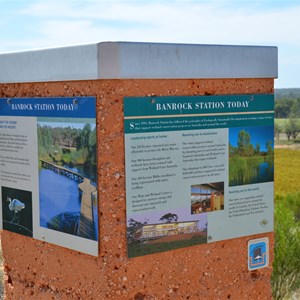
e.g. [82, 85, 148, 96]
[275, 149, 300, 195]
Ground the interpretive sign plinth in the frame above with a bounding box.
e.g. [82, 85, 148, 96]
[0, 42, 277, 299]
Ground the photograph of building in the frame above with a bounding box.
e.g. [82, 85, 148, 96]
[191, 182, 224, 214]
[133, 220, 200, 242]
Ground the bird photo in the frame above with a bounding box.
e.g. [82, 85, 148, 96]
[6, 197, 25, 224]
[1, 186, 33, 237]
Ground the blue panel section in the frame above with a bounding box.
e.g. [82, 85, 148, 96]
[124, 94, 274, 117]
[0, 97, 96, 118]
[248, 239, 268, 270]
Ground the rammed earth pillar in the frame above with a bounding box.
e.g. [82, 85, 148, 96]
[0, 42, 277, 299]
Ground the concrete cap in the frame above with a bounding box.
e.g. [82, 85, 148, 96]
[0, 42, 278, 83]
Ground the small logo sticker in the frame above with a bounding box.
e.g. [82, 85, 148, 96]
[248, 237, 269, 271]
[260, 219, 269, 227]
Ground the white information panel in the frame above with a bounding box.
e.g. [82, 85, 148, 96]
[0, 97, 98, 256]
[124, 94, 274, 257]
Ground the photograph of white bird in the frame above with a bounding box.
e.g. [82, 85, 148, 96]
[6, 197, 25, 224]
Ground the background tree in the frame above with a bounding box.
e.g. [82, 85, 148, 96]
[275, 122, 282, 140]
[290, 98, 300, 118]
[275, 98, 294, 118]
[285, 119, 300, 140]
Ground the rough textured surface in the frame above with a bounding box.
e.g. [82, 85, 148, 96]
[0, 78, 274, 299]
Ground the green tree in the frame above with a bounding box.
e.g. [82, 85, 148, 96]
[88, 127, 97, 165]
[255, 143, 261, 155]
[290, 98, 300, 118]
[77, 123, 92, 149]
[275, 98, 294, 118]
[237, 130, 251, 156]
[274, 121, 282, 140]
[75, 123, 96, 165]
[285, 119, 300, 140]
[248, 144, 254, 157]
[266, 140, 274, 156]
[61, 126, 79, 148]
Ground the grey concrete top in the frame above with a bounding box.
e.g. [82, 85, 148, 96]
[0, 42, 278, 83]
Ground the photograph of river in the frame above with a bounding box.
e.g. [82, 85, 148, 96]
[38, 120, 98, 241]
[229, 126, 274, 187]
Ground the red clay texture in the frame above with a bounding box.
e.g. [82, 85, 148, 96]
[0, 78, 274, 299]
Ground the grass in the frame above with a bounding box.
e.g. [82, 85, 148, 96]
[128, 235, 207, 258]
[272, 148, 300, 299]
[274, 149, 300, 195]
[229, 155, 273, 186]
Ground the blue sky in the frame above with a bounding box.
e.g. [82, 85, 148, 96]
[229, 125, 274, 152]
[1, 0, 299, 88]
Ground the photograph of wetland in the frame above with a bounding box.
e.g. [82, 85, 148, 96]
[229, 126, 274, 187]
[38, 120, 98, 241]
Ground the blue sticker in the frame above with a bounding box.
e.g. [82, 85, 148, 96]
[248, 238, 269, 270]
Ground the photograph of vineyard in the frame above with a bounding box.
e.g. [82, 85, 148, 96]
[38, 120, 98, 241]
[229, 126, 274, 187]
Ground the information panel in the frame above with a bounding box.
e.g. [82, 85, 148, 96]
[0, 97, 98, 256]
[124, 94, 274, 258]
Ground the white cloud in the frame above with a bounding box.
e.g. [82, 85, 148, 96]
[16, 0, 300, 47]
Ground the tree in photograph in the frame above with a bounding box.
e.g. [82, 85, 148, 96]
[76, 124, 97, 165]
[266, 140, 274, 156]
[229, 143, 237, 158]
[237, 130, 251, 156]
[37, 125, 55, 158]
[127, 218, 148, 241]
[249, 144, 255, 157]
[77, 123, 92, 149]
[159, 213, 178, 223]
[88, 127, 97, 165]
[61, 126, 79, 148]
[255, 143, 261, 155]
